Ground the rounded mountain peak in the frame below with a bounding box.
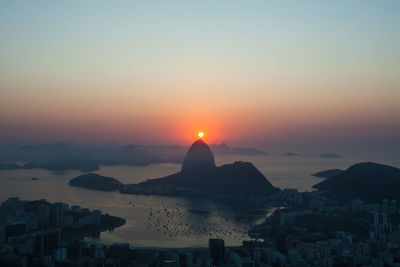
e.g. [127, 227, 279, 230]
[181, 139, 216, 173]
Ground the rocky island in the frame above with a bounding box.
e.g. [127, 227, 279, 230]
[120, 139, 279, 197]
[69, 173, 123, 191]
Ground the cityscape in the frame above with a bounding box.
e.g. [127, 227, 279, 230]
[2, 190, 400, 266]
[1, 1, 400, 266]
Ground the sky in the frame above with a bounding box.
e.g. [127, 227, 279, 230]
[0, 0, 399, 146]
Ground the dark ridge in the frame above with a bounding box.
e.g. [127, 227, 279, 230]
[313, 162, 400, 201]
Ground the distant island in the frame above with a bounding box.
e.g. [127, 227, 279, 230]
[69, 173, 123, 191]
[210, 143, 267, 155]
[312, 169, 344, 178]
[23, 158, 100, 172]
[318, 153, 341, 159]
[0, 159, 100, 172]
[121, 140, 278, 197]
[282, 152, 300, 157]
[313, 162, 400, 201]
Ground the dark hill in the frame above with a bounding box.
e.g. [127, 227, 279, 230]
[121, 140, 278, 196]
[124, 161, 277, 196]
[312, 169, 344, 178]
[215, 161, 276, 194]
[313, 162, 400, 201]
[69, 173, 123, 191]
[181, 139, 216, 173]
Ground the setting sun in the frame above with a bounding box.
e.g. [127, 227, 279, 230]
[198, 132, 204, 138]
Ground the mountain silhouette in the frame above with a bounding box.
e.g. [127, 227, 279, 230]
[121, 139, 278, 196]
[181, 139, 216, 173]
[209, 143, 231, 154]
[313, 162, 400, 201]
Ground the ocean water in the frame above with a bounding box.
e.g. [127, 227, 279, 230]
[0, 152, 399, 247]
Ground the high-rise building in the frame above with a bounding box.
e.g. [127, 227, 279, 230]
[50, 202, 65, 227]
[275, 232, 287, 254]
[5, 222, 26, 242]
[208, 239, 225, 265]
[370, 211, 379, 225]
[38, 204, 50, 229]
[0, 197, 24, 217]
[390, 200, 397, 215]
[34, 228, 61, 256]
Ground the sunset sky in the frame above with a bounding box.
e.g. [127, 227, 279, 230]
[1, 1, 399, 146]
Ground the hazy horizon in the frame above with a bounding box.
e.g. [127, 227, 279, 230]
[1, 138, 400, 161]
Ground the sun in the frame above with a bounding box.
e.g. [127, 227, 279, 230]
[198, 132, 204, 138]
